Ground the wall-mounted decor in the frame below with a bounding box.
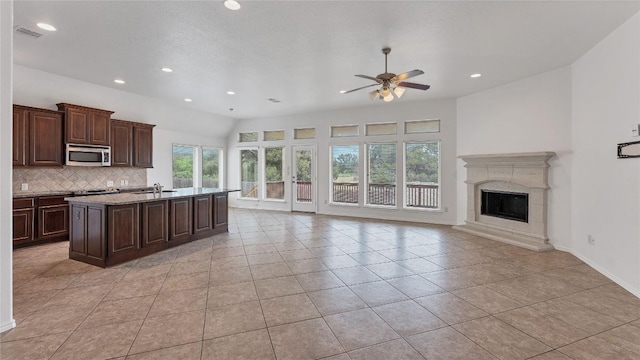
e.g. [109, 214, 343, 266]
[617, 140, 640, 158]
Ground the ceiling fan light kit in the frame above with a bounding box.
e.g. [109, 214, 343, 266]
[344, 47, 430, 102]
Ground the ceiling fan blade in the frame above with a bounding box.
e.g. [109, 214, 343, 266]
[343, 83, 379, 94]
[355, 74, 382, 83]
[392, 69, 424, 82]
[397, 81, 430, 91]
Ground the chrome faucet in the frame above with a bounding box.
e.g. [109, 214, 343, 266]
[153, 183, 162, 195]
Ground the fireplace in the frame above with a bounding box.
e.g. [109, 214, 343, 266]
[481, 190, 528, 223]
[453, 152, 555, 251]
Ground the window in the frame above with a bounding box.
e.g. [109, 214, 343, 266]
[239, 132, 258, 142]
[404, 120, 440, 134]
[331, 145, 359, 204]
[172, 145, 195, 189]
[331, 125, 359, 138]
[294, 128, 316, 140]
[366, 123, 397, 136]
[367, 143, 396, 206]
[264, 130, 285, 141]
[264, 147, 285, 200]
[405, 142, 440, 209]
[240, 149, 258, 198]
[202, 147, 221, 188]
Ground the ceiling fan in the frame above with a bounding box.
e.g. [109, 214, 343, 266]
[344, 47, 430, 102]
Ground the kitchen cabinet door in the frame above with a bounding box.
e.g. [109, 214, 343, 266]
[89, 112, 110, 145]
[141, 200, 168, 248]
[38, 204, 69, 239]
[193, 195, 212, 234]
[213, 193, 228, 228]
[57, 103, 114, 146]
[133, 125, 154, 168]
[110, 120, 133, 166]
[13, 208, 35, 244]
[169, 198, 192, 244]
[29, 111, 64, 166]
[13, 107, 28, 167]
[107, 204, 139, 258]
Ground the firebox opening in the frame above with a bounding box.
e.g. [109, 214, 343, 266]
[481, 190, 528, 223]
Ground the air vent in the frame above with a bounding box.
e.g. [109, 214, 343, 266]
[15, 26, 43, 39]
[267, 98, 281, 103]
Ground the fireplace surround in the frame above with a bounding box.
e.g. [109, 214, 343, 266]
[453, 152, 555, 251]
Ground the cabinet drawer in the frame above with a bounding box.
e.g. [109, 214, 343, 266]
[13, 197, 35, 209]
[39, 196, 67, 206]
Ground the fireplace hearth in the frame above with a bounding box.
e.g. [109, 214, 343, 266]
[453, 152, 555, 251]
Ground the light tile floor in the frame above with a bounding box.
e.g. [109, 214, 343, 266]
[2, 208, 640, 359]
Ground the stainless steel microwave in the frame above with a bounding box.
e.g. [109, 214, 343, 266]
[66, 144, 111, 166]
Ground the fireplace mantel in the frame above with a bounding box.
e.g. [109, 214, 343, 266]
[453, 152, 556, 251]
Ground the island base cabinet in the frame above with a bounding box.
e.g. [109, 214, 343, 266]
[107, 204, 139, 265]
[141, 200, 169, 251]
[169, 198, 193, 246]
[70, 204, 106, 267]
[213, 194, 228, 230]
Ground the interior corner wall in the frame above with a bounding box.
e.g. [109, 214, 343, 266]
[226, 99, 458, 225]
[456, 67, 573, 250]
[0, 0, 16, 333]
[571, 12, 640, 295]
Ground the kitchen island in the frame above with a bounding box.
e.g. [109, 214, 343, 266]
[65, 188, 236, 267]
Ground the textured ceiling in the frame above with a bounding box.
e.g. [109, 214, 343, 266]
[12, 1, 640, 120]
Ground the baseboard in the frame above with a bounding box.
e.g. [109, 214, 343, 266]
[552, 244, 640, 299]
[0, 319, 16, 333]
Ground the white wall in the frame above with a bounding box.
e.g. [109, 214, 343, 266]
[0, 0, 16, 333]
[227, 99, 458, 225]
[456, 67, 573, 250]
[13, 65, 232, 188]
[148, 128, 226, 189]
[571, 12, 640, 294]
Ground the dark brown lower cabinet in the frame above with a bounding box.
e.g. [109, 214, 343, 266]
[107, 204, 139, 261]
[141, 200, 168, 249]
[169, 198, 192, 245]
[213, 193, 228, 228]
[69, 204, 106, 266]
[68, 191, 231, 267]
[13, 196, 69, 248]
[13, 207, 35, 244]
[193, 195, 212, 236]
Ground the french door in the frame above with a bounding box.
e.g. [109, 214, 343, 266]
[291, 145, 316, 212]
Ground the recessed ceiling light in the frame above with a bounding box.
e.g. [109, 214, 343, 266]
[114, 79, 125, 84]
[227, 91, 235, 95]
[161, 67, 173, 73]
[339, 90, 347, 94]
[470, 73, 482, 78]
[36, 23, 56, 31]
[184, 98, 192, 102]
[224, 0, 241, 10]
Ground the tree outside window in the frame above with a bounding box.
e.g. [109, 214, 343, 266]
[202, 147, 220, 188]
[240, 149, 258, 198]
[265, 147, 284, 199]
[172, 145, 194, 189]
[331, 145, 359, 204]
[405, 142, 440, 209]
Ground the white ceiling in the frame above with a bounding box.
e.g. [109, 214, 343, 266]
[12, 1, 640, 120]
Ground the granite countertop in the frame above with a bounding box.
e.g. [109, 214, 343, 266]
[13, 190, 73, 198]
[13, 185, 155, 199]
[65, 188, 239, 205]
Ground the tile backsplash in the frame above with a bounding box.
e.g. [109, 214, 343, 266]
[13, 167, 147, 193]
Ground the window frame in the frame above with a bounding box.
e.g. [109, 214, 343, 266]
[402, 140, 442, 211]
[201, 146, 223, 189]
[172, 143, 197, 189]
[329, 143, 361, 206]
[365, 142, 398, 208]
[239, 147, 260, 199]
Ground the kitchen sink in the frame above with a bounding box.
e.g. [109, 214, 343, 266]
[132, 190, 177, 194]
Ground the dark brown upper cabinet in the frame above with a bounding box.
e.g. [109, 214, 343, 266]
[110, 119, 134, 167]
[133, 123, 154, 168]
[57, 103, 114, 145]
[13, 105, 64, 167]
[110, 119, 154, 168]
